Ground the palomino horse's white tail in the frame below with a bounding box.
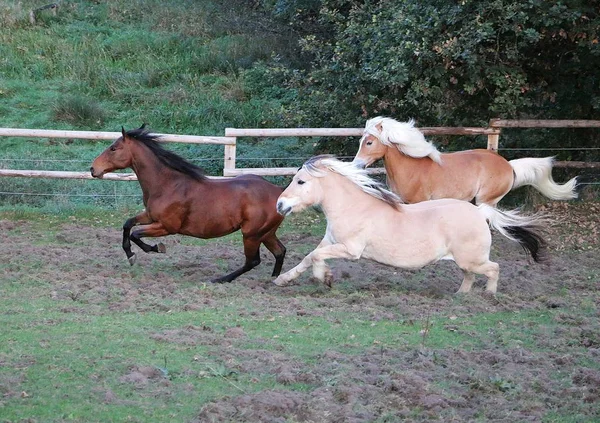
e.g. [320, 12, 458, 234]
[478, 204, 547, 262]
[509, 157, 578, 200]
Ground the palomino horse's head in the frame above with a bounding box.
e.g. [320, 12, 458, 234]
[352, 117, 442, 168]
[90, 125, 142, 178]
[276, 159, 327, 216]
[352, 120, 387, 169]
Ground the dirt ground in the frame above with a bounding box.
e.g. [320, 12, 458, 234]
[1, 201, 599, 422]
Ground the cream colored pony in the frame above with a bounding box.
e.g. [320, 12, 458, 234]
[352, 117, 578, 206]
[274, 155, 547, 293]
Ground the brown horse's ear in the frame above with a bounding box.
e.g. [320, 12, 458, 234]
[121, 126, 126, 137]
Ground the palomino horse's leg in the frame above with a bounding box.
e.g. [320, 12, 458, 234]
[261, 233, 287, 277]
[211, 237, 262, 283]
[459, 261, 500, 293]
[273, 242, 358, 287]
[456, 271, 476, 293]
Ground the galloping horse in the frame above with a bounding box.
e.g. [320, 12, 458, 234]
[352, 117, 578, 206]
[90, 125, 286, 283]
[274, 155, 546, 293]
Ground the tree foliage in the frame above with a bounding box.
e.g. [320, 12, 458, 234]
[255, 0, 600, 129]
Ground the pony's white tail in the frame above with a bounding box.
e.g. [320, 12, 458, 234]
[509, 157, 578, 200]
[478, 204, 547, 262]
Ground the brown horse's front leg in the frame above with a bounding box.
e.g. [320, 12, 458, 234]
[129, 222, 170, 261]
[122, 211, 166, 265]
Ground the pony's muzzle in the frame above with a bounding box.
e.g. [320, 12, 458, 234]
[352, 158, 367, 169]
[276, 200, 292, 217]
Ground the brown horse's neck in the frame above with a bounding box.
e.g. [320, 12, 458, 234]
[129, 142, 197, 199]
[383, 147, 437, 197]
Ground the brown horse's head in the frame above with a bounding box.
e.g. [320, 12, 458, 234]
[352, 120, 387, 169]
[90, 126, 139, 178]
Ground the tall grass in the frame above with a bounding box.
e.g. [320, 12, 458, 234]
[0, 0, 302, 209]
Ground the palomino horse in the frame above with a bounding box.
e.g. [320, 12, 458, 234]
[90, 125, 286, 283]
[274, 155, 546, 293]
[352, 117, 578, 206]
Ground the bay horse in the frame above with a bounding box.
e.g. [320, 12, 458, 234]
[352, 117, 578, 206]
[274, 155, 547, 294]
[90, 125, 286, 283]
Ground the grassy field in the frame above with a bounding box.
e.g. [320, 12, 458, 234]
[0, 0, 312, 207]
[1, 202, 599, 422]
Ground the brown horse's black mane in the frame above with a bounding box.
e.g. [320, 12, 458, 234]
[126, 126, 207, 181]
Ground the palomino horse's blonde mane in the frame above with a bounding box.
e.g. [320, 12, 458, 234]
[302, 155, 403, 209]
[364, 117, 442, 164]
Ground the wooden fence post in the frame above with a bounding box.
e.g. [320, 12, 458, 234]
[223, 143, 236, 176]
[487, 119, 500, 152]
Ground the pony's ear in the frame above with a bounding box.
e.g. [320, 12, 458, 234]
[121, 126, 126, 137]
[139, 123, 147, 130]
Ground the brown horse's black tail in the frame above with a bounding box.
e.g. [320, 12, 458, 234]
[478, 204, 548, 263]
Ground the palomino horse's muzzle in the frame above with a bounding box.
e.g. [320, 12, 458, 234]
[276, 200, 292, 217]
[351, 158, 367, 169]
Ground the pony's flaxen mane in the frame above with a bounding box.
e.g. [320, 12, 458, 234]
[125, 126, 207, 181]
[363, 117, 442, 164]
[303, 155, 402, 209]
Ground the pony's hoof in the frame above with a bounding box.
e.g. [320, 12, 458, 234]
[128, 254, 137, 266]
[272, 276, 289, 287]
[157, 242, 166, 253]
[323, 274, 333, 288]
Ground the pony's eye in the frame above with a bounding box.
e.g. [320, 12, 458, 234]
[366, 141, 373, 146]
[297, 179, 305, 185]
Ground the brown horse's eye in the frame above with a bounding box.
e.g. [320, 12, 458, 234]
[110, 146, 116, 152]
[297, 179, 305, 185]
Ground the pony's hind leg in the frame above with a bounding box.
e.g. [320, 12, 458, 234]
[261, 233, 286, 277]
[464, 261, 500, 293]
[212, 237, 262, 283]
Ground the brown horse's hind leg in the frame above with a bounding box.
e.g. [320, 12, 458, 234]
[211, 237, 262, 283]
[262, 234, 286, 277]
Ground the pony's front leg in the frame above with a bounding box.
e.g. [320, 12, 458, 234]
[273, 243, 359, 287]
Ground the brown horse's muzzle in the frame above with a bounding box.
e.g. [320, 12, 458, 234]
[90, 166, 103, 178]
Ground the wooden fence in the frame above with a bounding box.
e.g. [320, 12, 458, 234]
[0, 128, 235, 180]
[0, 120, 598, 181]
[224, 126, 501, 176]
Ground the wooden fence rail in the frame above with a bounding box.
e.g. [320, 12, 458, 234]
[0, 128, 235, 181]
[0, 120, 598, 181]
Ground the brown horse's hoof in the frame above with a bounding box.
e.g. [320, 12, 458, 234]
[128, 254, 137, 266]
[157, 242, 166, 253]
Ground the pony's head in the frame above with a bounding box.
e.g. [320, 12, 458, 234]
[352, 117, 442, 168]
[276, 156, 330, 216]
[90, 125, 154, 178]
[277, 155, 401, 216]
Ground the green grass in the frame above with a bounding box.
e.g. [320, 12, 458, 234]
[0, 0, 310, 208]
[1, 209, 599, 421]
